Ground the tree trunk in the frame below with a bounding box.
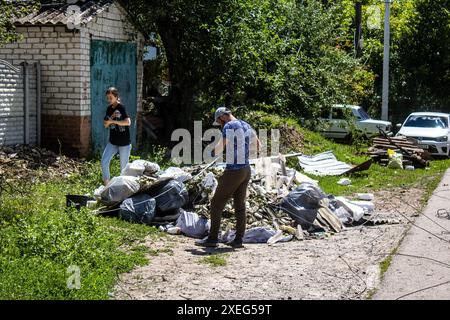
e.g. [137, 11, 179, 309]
[157, 21, 196, 144]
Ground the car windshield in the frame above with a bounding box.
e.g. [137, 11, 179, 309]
[357, 108, 371, 120]
[404, 115, 449, 129]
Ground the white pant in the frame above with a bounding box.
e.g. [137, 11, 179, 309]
[101, 143, 132, 181]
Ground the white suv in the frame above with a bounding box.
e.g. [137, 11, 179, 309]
[396, 112, 450, 156]
[320, 104, 392, 139]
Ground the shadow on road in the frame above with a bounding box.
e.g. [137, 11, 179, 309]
[185, 247, 236, 256]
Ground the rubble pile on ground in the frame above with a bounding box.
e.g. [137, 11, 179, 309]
[185, 164, 297, 232]
[91, 153, 377, 244]
[368, 136, 431, 169]
[279, 124, 305, 153]
[0, 145, 81, 181]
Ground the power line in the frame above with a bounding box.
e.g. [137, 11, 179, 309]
[395, 280, 450, 300]
[388, 196, 450, 243]
[391, 194, 450, 233]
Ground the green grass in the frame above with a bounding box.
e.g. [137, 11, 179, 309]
[364, 246, 400, 300]
[0, 157, 161, 300]
[379, 249, 397, 278]
[199, 253, 229, 267]
[312, 160, 450, 197]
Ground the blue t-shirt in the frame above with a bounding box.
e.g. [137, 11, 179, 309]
[222, 119, 254, 170]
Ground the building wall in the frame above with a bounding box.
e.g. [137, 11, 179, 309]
[0, 25, 89, 155]
[81, 2, 145, 152]
[0, 26, 82, 115]
[0, 1, 145, 156]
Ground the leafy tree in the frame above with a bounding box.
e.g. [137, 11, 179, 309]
[205, 0, 374, 120]
[332, 0, 449, 121]
[390, 0, 450, 121]
[0, 0, 38, 45]
[125, 0, 225, 136]
[127, 0, 375, 134]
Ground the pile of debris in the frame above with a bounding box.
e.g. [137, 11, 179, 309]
[0, 145, 81, 181]
[368, 136, 431, 169]
[90, 153, 377, 244]
[279, 124, 305, 153]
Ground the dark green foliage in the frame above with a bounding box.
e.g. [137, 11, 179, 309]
[126, 0, 375, 129]
[0, 0, 38, 45]
[390, 0, 450, 121]
[333, 0, 450, 121]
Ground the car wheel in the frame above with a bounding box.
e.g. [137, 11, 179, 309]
[344, 133, 353, 144]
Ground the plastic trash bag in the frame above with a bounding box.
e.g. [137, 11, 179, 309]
[388, 152, 403, 170]
[267, 230, 294, 245]
[280, 183, 326, 229]
[332, 206, 353, 224]
[151, 208, 183, 225]
[159, 167, 192, 183]
[201, 172, 218, 198]
[122, 160, 161, 177]
[93, 185, 105, 200]
[151, 180, 189, 213]
[221, 227, 293, 244]
[175, 210, 210, 238]
[132, 160, 160, 175]
[119, 194, 156, 225]
[350, 200, 375, 213]
[121, 162, 145, 177]
[101, 176, 140, 204]
[332, 196, 366, 222]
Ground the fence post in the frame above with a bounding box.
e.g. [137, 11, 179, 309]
[21, 62, 30, 145]
[36, 62, 42, 146]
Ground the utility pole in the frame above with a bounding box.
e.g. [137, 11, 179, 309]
[381, 0, 392, 121]
[355, 2, 363, 58]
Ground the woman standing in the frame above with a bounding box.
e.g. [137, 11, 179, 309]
[101, 87, 132, 185]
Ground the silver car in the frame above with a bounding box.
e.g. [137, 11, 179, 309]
[320, 104, 392, 139]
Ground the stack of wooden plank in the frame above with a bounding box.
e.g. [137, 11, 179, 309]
[368, 136, 431, 168]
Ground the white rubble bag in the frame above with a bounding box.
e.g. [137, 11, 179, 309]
[221, 227, 293, 244]
[93, 185, 106, 200]
[122, 160, 161, 177]
[100, 176, 140, 204]
[175, 210, 210, 238]
[132, 160, 160, 175]
[333, 196, 366, 222]
[201, 172, 218, 199]
[159, 167, 192, 183]
[121, 162, 145, 177]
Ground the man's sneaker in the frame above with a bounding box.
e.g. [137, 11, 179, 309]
[226, 238, 244, 248]
[195, 237, 219, 248]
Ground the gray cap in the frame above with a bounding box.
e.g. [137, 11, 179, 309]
[213, 106, 231, 126]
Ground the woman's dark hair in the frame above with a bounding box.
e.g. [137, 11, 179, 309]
[106, 87, 120, 97]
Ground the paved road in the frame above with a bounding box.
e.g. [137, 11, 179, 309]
[374, 169, 450, 300]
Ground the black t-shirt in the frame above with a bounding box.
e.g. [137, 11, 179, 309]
[104, 104, 131, 146]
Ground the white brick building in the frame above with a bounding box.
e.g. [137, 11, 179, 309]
[0, 0, 146, 156]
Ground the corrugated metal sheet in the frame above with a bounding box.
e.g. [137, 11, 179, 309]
[15, 0, 114, 26]
[298, 151, 353, 176]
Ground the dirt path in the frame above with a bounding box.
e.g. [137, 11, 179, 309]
[114, 188, 423, 300]
[374, 170, 450, 300]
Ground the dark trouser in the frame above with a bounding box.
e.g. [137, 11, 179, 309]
[209, 166, 251, 241]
